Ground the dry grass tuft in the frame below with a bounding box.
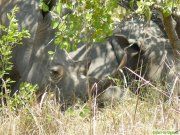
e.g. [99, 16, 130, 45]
[0, 88, 179, 135]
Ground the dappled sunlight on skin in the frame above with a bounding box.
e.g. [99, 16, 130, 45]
[0, 2, 179, 135]
[115, 16, 179, 98]
[0, 0, 90, 103]
[0, 0, 179, 118]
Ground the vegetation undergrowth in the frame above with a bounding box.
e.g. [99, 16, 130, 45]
[0, 89, 179, 135]
[0, 1, 179, 135]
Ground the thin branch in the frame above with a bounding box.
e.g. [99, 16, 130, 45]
[153, 5, 180, 61]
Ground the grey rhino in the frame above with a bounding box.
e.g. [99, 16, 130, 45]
[0, 0, 140, 105]
[46, 35, 141, 104]
[68, 35, 143, 102]
[69, 35, 141, 80]
[29, 34, 141, 105]
[116, 16, 180, 98]
[0, 0, 89, 104]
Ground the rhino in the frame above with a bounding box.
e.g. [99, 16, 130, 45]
[115, 16, 180, 98]
[69, 16, 180, 99]
[69, 35, 141, 79]
[67, 34, 144, 103]
[0, 0, 90, 104]
[0, 0, 131, 106]
[1, 0, 178, 105]
[30, 34, 141, 104]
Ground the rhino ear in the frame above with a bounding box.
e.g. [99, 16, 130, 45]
[112, 34, 145, 58]
[50, 65, 64, 78]
[113, 34, 142, 51]
[112, 34, 130, 47]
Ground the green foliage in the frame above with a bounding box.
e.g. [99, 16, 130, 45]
[65, 104, 91, 118]
[39, 0, 50, 12]
[52, 0, 180, 52]
[8, 82, 38, 110]
[136, 0, 154, 20]
[162, 6, 172, 17]
[0, 7, 30, 79]
[0, 7, 37, 110]
[79, 105, 91, 117]
[136, 0, 179, 19]
[52, 0, 119, 52]
[0, 6, 30, 97]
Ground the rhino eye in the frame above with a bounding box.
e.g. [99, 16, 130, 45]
[50, 70, 63, 83]
[51, 70, 59, 76]
[49, 65, 65, 82]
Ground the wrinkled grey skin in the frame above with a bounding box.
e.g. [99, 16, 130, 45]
[0, 0, 89, 104]
[1, 0, 178, 104]
[70, 35, 141, 79]
[0, 0, 126, 106]
[69, 35, 142, 102]
[116, 17, 180, 97]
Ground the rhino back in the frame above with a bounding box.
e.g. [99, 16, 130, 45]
[70, 42, 122, 79]
[116, 17, 179, 85]
[87, 42, 121, 78]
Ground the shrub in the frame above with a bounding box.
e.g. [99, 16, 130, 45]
[0, 6, 37, 109]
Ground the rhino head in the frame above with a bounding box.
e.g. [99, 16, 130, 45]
[48, 63, 89, 104]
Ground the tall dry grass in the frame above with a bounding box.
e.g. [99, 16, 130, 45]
[0, 87, 179, 135]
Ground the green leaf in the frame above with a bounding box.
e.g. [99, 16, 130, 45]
[51, 20, 59, 29]
[65, 107, 76, 116]
[163, 7, 172, 17]
[48, 51, 55, 55]
[56, 0, 62, 14]
[41, 2, 49, 12]
[129, 0, 135, 9]
[143, 5, 152, 21]
[79, 106, 91, 117]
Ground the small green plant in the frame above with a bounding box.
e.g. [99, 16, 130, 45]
[65, 104, 91, 118]
[0, 6, 30, 86]
[136, 0, 179, 20]
[9, 82, 38, 110]
[0, 7, 38, 110]
[0, 6, 30, 76]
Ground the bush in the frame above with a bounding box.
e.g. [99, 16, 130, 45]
[0, 6, 37, 109]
